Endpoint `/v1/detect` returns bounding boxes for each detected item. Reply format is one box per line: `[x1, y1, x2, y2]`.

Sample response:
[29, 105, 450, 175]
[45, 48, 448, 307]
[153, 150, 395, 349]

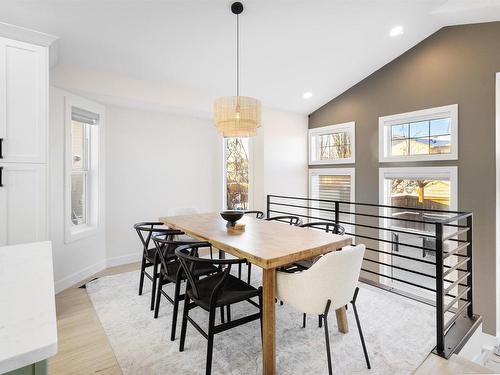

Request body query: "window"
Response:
[309, 122, 355, 165]
[379, 104, 458, 162]
[379, 167, 458, 296]
[65, 95, 104, 243]
[223, 137, 252, 210]
[309, 168, 355, 231]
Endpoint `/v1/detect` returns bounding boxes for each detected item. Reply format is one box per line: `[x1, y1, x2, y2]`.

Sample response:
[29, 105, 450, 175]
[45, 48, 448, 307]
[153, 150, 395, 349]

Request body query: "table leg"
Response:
[262, 268, 276, 375]
[335, 307, 349, 333]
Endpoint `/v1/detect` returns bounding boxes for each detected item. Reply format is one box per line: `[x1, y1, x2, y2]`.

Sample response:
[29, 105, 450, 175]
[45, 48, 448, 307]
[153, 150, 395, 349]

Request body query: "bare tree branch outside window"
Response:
[225, 137, 249, 210]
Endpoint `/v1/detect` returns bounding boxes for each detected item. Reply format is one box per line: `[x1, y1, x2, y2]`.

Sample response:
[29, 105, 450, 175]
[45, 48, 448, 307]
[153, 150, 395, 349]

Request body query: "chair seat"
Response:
[187, 273, 259, 309]
[162, 260, 218, 282]
[144, 247, 177, 263]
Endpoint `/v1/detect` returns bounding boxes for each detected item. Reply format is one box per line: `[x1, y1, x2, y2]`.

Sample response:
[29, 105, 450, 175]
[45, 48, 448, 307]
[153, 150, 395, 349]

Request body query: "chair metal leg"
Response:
[206, 308, 216, 375]
[323, 300, 333, 375]
[154, 274, 163, 319]
[170, 280, 182, 341]
[138, 256, 146, 295]
[323, 314, 333, 375]
[227, 305, 231, 322]
[302, 313, 306, 328]
[179, 294, 190, 352]
[220, 306, 225, 323]
[150, 255, 159, 311]
[352, 299, 371, 369]
[258, 289, 263, 344]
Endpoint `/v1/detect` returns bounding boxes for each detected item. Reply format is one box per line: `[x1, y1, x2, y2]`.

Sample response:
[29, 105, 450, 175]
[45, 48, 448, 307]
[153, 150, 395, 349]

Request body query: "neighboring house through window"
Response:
[379, 104, 458, 162]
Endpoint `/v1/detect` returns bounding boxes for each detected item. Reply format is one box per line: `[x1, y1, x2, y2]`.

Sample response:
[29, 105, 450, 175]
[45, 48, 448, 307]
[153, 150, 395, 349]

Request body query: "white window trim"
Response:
[309, 122, 356, 165]
[64, 93, 105, 243]
[222, 137, 254, 210]
[378, 166, 458, 297]
[378, 104, 458, 163]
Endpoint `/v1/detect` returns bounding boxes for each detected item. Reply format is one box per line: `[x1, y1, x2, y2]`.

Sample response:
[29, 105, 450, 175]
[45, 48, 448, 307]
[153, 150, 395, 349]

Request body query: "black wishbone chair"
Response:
[237, 210, 265, 284]
[152, 236, 218, 341]
[290, 222, 346, 272]
[176, 243, 263, 375]
[134, 222, 183, 310]
[244, 210, 265, 219]
[265, 215, 303, 226]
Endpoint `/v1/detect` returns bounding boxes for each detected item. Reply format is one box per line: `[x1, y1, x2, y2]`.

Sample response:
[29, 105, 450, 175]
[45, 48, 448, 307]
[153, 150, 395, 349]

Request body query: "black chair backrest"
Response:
[152, 235, 207, 278]
[133, 222, 181, 252]
[175, 244, 247, 302]
[266, 215, 302, 226]
[300, 221, 345, 235]
[244, 210, 264, 219]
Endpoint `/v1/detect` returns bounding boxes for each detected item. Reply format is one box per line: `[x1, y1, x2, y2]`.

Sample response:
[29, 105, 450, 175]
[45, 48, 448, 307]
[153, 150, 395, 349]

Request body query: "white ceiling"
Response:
[0, 0, 499, 115]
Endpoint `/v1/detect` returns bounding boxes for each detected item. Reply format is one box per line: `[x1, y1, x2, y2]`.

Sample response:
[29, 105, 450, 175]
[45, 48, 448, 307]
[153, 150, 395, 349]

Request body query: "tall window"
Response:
[379, 104, 458, 162]
[309, 122, 355, 165]
[224, 137, 250, 210]
[71, 118, 91, 226]
[379, 167, 458, 295]
[309, 168, 355, 231]
[65, 96, 104, 243]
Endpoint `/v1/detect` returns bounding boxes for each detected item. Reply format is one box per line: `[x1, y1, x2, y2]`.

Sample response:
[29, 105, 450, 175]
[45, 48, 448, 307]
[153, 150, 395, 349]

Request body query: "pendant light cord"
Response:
[236, 13, 240, 97]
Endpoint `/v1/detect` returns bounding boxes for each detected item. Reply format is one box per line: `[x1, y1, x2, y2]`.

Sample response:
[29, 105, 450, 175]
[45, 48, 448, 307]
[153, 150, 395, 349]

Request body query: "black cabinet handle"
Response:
[0, 138, 3, 159]
[0, 167, 3, 187]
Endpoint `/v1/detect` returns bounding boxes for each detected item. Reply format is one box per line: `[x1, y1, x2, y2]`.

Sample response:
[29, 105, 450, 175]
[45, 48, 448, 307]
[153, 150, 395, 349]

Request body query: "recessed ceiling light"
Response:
[390, 25, 404, 37]
[303, 92, 313, 99]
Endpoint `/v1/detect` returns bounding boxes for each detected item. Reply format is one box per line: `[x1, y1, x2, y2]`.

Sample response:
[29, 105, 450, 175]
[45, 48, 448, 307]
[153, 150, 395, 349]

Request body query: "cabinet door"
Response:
[0, 163, 47, 246]
[0, 37, 48, 163]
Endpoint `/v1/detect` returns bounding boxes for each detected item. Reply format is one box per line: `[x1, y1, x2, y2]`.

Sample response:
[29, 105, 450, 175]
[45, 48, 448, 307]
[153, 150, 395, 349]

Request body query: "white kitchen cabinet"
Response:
[0, 163, 47, 246]
[0, 37, 48, 164]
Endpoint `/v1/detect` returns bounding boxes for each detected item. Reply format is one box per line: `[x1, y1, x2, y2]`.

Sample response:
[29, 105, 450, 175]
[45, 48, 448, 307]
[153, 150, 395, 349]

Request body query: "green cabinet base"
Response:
[3, 360, 47, 375]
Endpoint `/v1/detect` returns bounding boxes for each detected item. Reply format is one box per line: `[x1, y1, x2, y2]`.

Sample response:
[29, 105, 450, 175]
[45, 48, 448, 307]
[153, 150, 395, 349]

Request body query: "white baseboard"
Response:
[54, 259, 107, 294]
[106, 252, 142, 268]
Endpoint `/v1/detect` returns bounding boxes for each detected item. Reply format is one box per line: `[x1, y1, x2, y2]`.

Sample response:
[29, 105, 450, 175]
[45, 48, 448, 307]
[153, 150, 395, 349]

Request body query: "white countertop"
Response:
[0, 241, 57, 374]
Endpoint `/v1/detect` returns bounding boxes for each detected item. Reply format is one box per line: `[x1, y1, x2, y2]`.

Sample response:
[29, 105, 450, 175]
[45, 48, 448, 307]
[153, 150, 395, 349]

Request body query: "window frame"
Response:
[378, 104, 458, 163]
[64, 94, 105, 243]
[308, 122, 356, 165]
[222, 137, 254, 211]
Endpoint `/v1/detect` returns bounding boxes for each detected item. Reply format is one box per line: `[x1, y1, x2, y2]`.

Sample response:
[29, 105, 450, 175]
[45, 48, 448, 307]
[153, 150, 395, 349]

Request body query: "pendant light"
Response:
[213, 2, 261, 138]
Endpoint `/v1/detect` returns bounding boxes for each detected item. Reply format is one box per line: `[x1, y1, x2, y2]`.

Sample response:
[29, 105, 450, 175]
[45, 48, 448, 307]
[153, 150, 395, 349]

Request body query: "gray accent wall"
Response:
[309, 22, 500, 334]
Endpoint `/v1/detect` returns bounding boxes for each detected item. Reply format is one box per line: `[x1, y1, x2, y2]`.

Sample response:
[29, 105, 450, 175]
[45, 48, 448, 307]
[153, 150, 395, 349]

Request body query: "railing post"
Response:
[435, 222, 445, 354]
[466, 215, 473, 317]
[334, 201, 339, 225]
[266, 195, 270, 219]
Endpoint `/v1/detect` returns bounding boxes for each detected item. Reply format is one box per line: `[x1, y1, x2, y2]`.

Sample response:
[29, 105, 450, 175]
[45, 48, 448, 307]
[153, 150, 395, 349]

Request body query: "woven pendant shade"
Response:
[213, 96, 261, 137]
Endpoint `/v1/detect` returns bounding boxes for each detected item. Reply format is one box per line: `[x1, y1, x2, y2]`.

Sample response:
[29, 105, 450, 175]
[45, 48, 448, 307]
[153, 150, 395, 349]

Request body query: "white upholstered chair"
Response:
[276, 244, 370, 373]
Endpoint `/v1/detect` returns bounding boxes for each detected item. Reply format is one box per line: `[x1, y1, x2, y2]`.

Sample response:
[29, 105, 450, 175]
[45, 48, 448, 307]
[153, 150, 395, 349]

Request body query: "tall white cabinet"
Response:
[0, 36, 50, 246]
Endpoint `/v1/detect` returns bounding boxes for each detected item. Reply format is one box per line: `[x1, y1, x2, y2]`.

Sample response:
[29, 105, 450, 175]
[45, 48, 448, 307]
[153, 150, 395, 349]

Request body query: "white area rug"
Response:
[86, 269, 435, 375]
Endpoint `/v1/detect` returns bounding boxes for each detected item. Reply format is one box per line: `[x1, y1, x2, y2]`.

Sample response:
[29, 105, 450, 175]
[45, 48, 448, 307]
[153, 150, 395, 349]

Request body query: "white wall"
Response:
[105, 106, 221, 264]
[49, 87, 107, 292]
[253, 108, 308, 211]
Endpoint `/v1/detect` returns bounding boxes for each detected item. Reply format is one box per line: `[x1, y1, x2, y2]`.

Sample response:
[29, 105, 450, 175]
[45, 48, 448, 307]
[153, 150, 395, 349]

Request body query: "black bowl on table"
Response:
[220, 210, 244, 228]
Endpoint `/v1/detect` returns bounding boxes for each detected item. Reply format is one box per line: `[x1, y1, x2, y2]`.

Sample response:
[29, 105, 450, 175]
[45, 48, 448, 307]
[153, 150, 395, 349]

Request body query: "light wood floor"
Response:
[49, 262, 140, 375]
[49, 262, 492, 375]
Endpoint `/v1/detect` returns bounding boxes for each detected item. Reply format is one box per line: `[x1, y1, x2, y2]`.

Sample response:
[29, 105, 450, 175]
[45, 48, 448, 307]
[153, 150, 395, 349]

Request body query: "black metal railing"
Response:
[266, 194, 481, 358]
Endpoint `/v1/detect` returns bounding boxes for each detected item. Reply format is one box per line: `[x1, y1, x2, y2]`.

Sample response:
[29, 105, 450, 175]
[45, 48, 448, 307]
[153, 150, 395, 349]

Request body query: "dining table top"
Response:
[159, 212, 352, 269]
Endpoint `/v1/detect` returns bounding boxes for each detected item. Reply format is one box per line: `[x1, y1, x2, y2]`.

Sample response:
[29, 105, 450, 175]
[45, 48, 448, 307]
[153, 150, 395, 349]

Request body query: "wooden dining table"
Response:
[160, 213, 353, 375]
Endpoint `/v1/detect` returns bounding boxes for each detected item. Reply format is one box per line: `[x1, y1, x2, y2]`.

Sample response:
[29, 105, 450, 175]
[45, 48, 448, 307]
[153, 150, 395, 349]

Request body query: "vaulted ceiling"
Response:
[1, 0, 499, 115]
